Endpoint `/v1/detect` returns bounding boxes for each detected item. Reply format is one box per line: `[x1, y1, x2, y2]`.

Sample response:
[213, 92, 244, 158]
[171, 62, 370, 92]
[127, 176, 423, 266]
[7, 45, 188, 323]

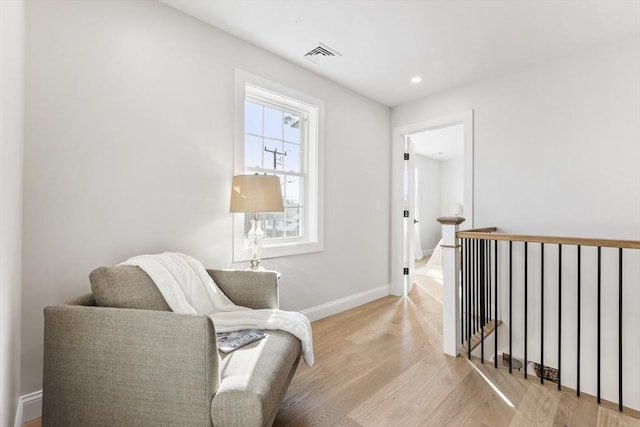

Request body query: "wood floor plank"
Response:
[330, 416, 364, 427]
[508, 381, 560, 426]
[281, 314, 440, 425]
[428, 359, 519, 427]
[278, 286, 445, 426]
[552, 391, 600, 426]
[414, 274, 444, 304]
[277, 277, 640, 426]
[347, 354, 472, 426]
[597, 407, 640, 427]
[471, 358, 529, 408]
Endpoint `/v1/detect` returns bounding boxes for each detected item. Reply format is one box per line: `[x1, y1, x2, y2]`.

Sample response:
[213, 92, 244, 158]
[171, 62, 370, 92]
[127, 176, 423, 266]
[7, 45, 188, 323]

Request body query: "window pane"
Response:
[263, 107, 283, 139]
[241, 201, 301, 239]
[283, 142, 300, 172]
[284, 175, 300, 206]
[262, 214, 274, 238]
[242, 213, 252, 235]
[283, 113, 300, 143]
[276, 173, 286, 197]
[263, 213, 285, 239]
[264, 139, 284, 170]
[245, 135, 263, 168]
[245, 101, 262, 135]
[285, 207, 300, 238]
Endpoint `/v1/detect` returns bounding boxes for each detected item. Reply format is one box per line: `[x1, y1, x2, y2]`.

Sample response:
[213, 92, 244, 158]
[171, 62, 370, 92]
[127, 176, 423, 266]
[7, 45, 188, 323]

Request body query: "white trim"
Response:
[391, 110, 474, 296]
[14, 390, 42, 427]
[300, 285, 390, 322]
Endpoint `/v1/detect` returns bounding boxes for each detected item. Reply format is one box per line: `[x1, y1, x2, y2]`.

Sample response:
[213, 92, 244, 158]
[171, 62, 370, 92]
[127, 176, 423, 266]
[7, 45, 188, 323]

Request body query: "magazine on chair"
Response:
[216, 329, 267, 353]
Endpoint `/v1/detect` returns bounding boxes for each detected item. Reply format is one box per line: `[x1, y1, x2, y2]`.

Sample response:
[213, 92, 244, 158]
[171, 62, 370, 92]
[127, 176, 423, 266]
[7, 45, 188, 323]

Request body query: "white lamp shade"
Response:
[229, 174, 284, 213]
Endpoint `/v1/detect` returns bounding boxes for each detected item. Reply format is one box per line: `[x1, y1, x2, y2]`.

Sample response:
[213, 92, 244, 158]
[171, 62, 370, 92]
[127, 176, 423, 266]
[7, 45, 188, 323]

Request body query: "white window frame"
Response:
[233, 69, 324, 262]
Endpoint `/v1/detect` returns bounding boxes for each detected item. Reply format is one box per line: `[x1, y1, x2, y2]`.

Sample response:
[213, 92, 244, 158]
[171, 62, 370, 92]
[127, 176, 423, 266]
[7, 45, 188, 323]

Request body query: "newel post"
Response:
[437, 216, 465, 356]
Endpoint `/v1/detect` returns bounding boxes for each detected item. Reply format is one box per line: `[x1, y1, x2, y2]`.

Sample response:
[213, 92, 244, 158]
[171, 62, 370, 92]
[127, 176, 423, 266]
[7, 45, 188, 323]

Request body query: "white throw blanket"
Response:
[119, 252, 314, 366]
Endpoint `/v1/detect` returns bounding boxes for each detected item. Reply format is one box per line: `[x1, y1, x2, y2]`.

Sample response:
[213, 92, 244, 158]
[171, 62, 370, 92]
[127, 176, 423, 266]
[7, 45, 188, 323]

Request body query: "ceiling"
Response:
[411, 124, 463, 161]
[160, 0, 640, 107]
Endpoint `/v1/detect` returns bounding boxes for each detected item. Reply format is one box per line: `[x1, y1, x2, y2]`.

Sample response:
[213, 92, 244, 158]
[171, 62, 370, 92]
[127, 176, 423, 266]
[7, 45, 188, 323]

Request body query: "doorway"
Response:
[412, 124, 464, 258]
[390, 111, 474, 296]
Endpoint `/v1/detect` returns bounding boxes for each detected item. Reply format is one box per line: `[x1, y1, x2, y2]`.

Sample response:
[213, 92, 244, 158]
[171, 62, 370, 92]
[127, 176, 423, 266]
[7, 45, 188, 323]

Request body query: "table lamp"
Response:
[230, 174, 284, 269]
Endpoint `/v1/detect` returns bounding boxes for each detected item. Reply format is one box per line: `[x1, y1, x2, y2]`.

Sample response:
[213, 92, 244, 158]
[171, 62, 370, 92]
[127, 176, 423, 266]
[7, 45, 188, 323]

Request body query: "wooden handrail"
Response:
[462, 227, 498, 233]
[457, 229, 640, 250]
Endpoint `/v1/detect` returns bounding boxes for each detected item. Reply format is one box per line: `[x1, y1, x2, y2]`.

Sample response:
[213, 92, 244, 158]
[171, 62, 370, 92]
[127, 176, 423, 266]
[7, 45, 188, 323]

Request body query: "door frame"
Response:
[390, 110, 474, 296]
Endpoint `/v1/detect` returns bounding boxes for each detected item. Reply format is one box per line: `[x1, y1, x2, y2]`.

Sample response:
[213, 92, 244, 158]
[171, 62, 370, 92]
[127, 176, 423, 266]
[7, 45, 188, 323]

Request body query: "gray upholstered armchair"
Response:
[42, 268, 301, 427]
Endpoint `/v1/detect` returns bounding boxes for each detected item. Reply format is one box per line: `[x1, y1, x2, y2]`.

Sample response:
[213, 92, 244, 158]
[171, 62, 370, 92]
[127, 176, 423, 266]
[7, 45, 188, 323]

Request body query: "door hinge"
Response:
[404, 153, 410, 160]
[403, 268, 409, 275]
[403, 210, 410, 218]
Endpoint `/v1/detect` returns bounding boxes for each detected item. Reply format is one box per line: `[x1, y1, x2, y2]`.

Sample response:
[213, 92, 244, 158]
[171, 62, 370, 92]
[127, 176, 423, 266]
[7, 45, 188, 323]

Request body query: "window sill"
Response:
[232, 240, 323, 263]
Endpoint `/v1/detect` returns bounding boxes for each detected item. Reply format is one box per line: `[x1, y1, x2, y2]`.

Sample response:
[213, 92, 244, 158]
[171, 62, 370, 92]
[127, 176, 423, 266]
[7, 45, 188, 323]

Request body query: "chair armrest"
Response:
[43, 304, 218, 427]
[207, 269, 279, 309]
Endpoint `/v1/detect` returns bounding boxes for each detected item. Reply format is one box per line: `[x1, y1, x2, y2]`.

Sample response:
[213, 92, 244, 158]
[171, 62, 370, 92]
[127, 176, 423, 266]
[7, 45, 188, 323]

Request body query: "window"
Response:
[233, 71, 324, 262]
[244, 95, 303, 240]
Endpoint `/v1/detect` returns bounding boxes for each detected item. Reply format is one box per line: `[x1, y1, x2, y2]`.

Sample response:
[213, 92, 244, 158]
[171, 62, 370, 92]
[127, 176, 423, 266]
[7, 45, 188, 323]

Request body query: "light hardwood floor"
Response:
[25, 261, 640, 426]
[273, 267, 640, 426]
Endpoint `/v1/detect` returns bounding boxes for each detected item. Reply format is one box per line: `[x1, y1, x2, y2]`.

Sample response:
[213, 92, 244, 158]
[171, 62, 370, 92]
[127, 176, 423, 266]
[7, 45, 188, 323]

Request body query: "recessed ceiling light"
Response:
[411, 76, 423, 84]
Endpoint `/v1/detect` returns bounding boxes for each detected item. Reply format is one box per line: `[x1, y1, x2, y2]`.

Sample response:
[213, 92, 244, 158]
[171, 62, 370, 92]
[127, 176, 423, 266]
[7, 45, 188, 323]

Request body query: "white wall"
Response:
[393, 34, 640, 240]
[23, 0, 390, 395]
[440, 157, 463, 217]
[393, 35, 640, 408]
[415, 155, 441, 252]
[0, 0, 24, 424]
[414, 153, 463, 253]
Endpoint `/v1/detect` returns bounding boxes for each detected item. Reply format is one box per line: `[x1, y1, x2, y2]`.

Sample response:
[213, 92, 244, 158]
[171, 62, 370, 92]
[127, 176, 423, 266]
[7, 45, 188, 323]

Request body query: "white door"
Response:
[390, 110, 473, 297]
[413, 168, 424, 260]
[402, 137, 417, 295]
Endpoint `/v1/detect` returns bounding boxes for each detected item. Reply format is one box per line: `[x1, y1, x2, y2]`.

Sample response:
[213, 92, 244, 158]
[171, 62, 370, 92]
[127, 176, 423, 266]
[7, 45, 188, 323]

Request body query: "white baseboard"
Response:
[301, 284, 390, 322]
[15, 390, 42, 427]
[423, 248, 435, 257]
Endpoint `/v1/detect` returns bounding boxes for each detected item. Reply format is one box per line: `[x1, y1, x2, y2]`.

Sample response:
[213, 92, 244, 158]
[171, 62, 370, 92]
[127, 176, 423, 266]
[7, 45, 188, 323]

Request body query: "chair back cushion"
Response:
[90, 266, 171, 311]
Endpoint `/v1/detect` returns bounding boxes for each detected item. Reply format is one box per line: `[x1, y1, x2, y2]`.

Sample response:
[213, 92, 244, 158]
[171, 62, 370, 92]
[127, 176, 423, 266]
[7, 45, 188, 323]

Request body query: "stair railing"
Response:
[438, 217, 640, 412]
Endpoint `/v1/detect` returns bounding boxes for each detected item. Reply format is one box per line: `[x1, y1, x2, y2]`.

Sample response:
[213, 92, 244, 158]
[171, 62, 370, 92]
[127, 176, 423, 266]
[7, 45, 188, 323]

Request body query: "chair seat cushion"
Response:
[212, 330, 301, 427]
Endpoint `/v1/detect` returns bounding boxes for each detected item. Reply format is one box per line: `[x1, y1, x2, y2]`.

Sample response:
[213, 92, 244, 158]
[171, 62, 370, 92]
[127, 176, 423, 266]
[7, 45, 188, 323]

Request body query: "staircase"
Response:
[438, 217, 640, 413]
[459, 318, 502, 357]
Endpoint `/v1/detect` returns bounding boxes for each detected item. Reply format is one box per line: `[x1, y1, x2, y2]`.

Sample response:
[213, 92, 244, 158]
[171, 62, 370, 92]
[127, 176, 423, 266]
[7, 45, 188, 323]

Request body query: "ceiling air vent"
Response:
[304, 42, 342, 65]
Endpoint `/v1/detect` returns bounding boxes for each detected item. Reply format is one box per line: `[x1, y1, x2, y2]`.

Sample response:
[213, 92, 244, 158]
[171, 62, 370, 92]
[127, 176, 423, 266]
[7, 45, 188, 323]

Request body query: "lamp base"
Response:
[249, 258, 262, 270]
[247, 213, 265, 270]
